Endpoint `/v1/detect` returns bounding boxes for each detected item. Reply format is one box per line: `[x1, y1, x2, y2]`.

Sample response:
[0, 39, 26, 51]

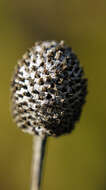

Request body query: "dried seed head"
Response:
[10, 41, 87, 137]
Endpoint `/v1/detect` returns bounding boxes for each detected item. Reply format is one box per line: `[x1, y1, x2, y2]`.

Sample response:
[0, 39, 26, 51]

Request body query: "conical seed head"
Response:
[10, 41, 87, 137]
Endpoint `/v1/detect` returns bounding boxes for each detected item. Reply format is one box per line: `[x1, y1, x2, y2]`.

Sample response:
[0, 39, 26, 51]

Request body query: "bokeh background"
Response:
[0, 0, 105, 190]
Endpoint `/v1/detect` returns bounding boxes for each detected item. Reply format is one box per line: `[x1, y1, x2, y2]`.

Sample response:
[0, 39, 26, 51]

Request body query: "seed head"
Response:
[10, 41, 87, 137]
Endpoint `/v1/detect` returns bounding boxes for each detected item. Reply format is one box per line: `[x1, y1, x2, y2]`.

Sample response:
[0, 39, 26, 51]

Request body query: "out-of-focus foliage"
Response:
[0, 0, 105, 190]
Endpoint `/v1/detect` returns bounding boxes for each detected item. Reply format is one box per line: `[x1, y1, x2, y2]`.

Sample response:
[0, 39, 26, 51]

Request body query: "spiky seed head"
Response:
[10, 41, 87, 137]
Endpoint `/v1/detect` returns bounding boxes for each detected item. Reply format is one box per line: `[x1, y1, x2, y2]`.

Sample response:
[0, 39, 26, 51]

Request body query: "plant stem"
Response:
[31, 135, 47, 190]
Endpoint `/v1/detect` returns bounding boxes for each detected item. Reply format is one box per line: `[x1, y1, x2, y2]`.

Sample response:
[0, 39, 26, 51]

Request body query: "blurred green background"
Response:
[0, 0, 105, 190]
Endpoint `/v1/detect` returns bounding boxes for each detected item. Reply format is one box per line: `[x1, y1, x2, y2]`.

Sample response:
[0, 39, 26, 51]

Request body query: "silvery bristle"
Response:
[10, 41, 87, 137]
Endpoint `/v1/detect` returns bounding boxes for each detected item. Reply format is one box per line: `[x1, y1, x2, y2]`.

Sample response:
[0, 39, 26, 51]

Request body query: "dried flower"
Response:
[10, 41, 87, 137]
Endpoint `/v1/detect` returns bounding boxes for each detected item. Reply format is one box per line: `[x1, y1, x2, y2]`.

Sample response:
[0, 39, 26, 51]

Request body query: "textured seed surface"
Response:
[10, 41, 87, 137]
